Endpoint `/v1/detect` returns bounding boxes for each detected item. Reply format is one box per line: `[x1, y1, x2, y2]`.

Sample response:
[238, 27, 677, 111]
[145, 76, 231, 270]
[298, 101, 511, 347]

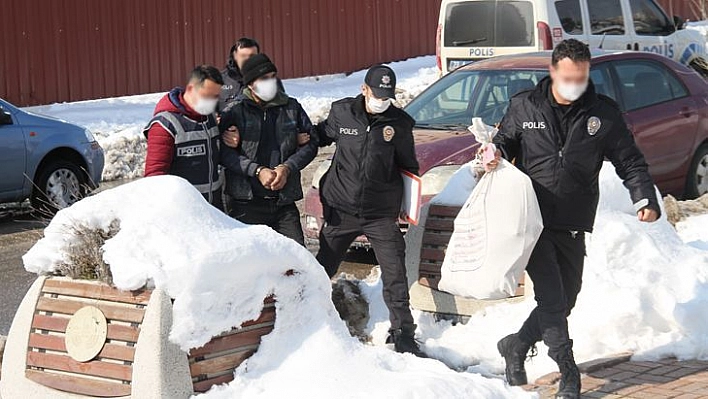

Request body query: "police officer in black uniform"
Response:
[490, 39, 661, 398]
[316, 65, 425, 357]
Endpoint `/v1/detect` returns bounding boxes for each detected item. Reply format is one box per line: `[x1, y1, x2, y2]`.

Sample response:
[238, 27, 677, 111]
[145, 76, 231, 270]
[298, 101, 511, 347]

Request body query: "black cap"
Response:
[365, 65, 396, 99]
[242, 54, 277, 85]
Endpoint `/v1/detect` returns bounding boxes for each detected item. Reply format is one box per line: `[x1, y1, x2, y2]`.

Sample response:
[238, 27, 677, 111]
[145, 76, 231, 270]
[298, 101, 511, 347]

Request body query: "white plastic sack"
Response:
[438, 119, 543, 299]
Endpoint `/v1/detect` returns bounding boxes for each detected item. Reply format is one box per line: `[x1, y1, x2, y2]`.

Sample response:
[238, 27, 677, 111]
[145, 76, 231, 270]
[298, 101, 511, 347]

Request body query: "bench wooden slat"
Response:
[193, 373, 235, 393]
[42, 279, 150, 305]
[28, 333, 136, 362]
[36, 297, 146, 324]
[189, 325, 274, 358]
[27, 352, 133, 381]
[428, 205, 462, 218]
[32, 315, 140, 343]
[420, 248, 446, 262]
[419, 262, 442, 274]
[422, 231, 453, 247]
[25, 369, 130, 397]
[240, 306, 276, 328]
[423, 219, 455, 232]
[189, 349, 255, 376]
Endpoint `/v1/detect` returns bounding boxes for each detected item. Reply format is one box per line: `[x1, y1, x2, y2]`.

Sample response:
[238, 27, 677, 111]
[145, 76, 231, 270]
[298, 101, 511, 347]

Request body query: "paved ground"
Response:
[526, 354, 708, 398]
[0, 208, 44, 335]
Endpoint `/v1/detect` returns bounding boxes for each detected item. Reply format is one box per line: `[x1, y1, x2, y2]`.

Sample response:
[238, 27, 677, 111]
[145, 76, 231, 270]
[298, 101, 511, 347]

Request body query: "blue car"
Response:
[0, 98, 104, 214]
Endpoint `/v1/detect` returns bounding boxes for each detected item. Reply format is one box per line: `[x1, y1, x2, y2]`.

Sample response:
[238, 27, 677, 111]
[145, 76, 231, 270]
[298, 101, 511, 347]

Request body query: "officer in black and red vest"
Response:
[143, 65, 239, 209]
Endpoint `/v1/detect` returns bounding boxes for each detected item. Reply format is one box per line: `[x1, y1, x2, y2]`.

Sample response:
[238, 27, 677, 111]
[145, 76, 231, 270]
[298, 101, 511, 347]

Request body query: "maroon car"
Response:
[304, 50, 708, 247]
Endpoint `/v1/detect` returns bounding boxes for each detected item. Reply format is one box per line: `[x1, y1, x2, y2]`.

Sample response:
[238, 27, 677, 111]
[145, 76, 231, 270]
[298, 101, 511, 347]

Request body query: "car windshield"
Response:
[405, 69, 548, 129]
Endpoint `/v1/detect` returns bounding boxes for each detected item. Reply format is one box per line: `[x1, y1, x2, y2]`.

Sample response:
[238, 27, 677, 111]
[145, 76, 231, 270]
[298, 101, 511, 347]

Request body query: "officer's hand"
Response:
[271, 164, 291, 191]
[297, 133, 310, 146]
[637, 207, 659, 223]
[477, 147, 502, 172]
[223, 126, 240, 148]
[258, 168, 276, 189]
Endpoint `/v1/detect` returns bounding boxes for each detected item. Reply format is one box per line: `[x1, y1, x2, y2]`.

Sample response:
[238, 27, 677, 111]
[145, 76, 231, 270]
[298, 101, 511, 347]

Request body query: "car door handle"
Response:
[679, 107, 693, 118]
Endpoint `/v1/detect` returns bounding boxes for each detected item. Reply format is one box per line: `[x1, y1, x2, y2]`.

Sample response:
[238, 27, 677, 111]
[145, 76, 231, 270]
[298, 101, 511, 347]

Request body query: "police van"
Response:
[437, 0, 707, 75]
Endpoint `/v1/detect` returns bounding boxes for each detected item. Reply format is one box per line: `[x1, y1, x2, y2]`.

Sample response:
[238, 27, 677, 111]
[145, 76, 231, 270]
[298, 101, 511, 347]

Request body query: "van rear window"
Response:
[444, 1, 535, 47]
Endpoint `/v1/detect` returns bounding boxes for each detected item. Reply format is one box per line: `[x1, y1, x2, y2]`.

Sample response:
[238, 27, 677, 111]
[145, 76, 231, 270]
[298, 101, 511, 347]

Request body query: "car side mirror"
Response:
[0, 111, 12, 125]
[673, 15, 685, 30]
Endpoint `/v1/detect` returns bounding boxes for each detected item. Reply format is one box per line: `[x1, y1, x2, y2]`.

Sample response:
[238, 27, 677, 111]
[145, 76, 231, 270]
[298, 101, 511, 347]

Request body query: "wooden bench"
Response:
[25, 278, 151, 397]
[418, 204, 526, 297]
[188, 296, 276, 394]
[22, 277, 278, 397]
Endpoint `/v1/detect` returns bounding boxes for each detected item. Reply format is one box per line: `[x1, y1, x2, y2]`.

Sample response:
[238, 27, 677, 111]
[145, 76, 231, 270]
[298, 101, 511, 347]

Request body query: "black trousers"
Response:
[518, 229, 585, 361]
[229, 198, 305, 246]
[316, 206, 414, 330]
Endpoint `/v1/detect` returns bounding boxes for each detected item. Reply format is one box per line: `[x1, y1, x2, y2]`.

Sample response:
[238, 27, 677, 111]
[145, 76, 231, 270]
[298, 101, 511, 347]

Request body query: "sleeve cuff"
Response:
[633, 198, 650, 213]
[247, 163, 260, 177]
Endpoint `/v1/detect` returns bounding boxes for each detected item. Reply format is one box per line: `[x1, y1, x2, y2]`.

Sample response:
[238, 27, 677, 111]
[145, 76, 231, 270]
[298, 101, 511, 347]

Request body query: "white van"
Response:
[436, 0, 707, 74]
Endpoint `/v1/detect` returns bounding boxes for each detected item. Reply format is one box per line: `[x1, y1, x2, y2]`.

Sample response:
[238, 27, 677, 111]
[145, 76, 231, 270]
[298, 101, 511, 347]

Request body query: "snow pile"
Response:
[97, 127, 146, 180]
[24, 56, 438, 182]
[22, 175, 532, 398]
[676, 214, 708, 251]
[370, 162, 708, 380]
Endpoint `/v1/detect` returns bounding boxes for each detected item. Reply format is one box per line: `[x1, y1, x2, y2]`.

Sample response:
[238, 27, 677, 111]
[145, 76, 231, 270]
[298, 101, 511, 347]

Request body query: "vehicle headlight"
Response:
[84, 128, 97, 143]
[421, 165, 462, 196]
[312, 159, 332, 189]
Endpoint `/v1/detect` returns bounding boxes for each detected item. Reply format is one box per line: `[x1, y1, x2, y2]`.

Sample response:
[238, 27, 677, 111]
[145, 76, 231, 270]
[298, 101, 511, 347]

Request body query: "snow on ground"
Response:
[23, 56, 438, 182]
[22, 175, 532, 399]
[362, 162, 708, 382]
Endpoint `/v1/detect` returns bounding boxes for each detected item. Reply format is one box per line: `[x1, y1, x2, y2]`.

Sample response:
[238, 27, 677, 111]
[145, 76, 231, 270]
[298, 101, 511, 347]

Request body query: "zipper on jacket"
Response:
[359, 124, 372, 215]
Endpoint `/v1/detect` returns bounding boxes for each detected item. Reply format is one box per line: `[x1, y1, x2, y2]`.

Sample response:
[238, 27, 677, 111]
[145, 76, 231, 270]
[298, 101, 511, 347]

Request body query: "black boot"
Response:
[554, 342, 581, 399]
[497, 333, 533, 386]
[386, 324, 427, 358]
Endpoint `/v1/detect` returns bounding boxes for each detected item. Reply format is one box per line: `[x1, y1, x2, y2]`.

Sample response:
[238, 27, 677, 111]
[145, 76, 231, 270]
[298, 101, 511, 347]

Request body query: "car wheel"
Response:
[31, 159, 88, 216]
[686, 144, 708, 199]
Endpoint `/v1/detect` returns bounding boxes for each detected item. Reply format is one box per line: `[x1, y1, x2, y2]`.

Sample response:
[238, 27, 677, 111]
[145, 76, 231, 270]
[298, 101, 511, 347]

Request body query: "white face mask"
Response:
[367, 96, 391, 114]
[556, 80, 588, 102]
[253, 78, 279, 102]
[193, 96, 218, 116]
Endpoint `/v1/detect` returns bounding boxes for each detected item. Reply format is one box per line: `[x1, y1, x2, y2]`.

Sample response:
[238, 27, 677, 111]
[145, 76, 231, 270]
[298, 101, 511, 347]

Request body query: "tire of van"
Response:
[31, 159, 88, 217]
[685, 143, 708, 199]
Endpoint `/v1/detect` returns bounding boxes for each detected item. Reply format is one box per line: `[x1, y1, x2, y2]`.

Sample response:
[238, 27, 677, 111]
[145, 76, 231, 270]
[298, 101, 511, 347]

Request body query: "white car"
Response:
[436, 0, 707, 74]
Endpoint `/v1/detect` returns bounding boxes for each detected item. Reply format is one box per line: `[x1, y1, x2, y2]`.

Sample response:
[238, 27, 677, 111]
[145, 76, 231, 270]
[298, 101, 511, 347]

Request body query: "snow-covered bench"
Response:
[1, 276, 277, 398]
[188, 297, 275, 393]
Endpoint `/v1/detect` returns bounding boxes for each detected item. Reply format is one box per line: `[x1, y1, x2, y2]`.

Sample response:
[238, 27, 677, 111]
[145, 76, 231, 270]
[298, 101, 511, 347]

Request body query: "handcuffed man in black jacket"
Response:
[315, 65, 425, 357]
[219, 54, 318, 246]
[490, 39, 661, 398]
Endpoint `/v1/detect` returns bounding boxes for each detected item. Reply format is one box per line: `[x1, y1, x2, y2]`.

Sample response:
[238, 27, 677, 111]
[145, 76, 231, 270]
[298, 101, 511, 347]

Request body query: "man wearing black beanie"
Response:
[219, 54, 318, 245]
